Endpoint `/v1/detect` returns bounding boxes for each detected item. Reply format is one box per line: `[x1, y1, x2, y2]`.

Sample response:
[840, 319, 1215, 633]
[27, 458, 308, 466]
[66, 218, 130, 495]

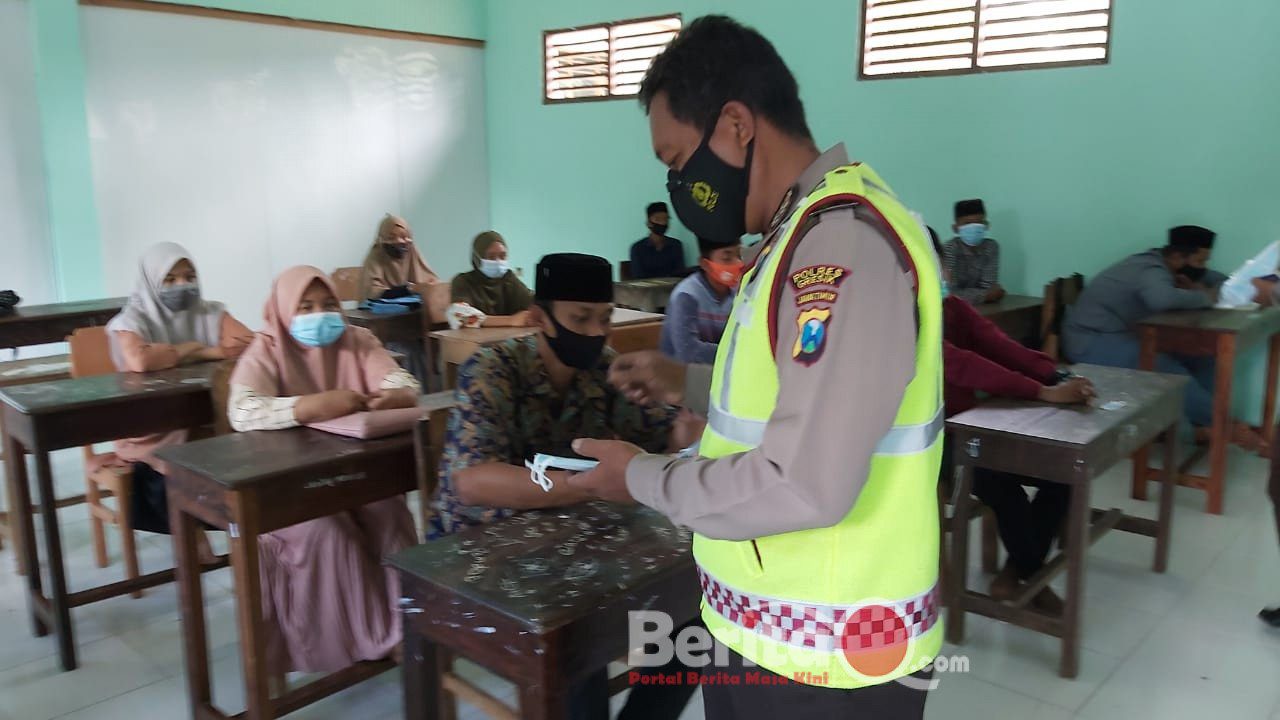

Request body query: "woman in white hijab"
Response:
[106, 242, 254, 558]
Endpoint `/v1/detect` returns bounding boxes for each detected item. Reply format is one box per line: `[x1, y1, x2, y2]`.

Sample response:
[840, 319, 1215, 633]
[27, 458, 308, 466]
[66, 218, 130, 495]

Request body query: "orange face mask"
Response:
[701, 258, 745, 290]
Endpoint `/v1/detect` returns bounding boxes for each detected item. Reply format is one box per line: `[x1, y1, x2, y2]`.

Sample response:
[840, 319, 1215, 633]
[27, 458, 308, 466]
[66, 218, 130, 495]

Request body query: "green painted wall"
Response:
[30, 0, 104, 300]
[158, 0, 486, 40]
[484, 0, 1280, 420]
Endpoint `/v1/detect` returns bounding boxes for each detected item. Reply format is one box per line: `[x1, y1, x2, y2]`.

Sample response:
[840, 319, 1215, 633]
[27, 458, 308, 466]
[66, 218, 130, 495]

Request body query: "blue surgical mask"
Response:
[290, 312, 346, 347]
[957, 223, 987, 247]
[479, 258, 510, 280]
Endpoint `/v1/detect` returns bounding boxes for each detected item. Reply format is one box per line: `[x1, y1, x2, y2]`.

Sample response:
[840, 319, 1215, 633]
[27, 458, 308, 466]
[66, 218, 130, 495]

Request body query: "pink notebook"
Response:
[306, 407, 424, 439]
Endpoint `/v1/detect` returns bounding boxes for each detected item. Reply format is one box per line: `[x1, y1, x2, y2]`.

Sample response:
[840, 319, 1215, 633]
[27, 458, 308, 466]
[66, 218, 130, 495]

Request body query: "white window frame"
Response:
[858, 0, 1114, 80]
[543, 14, 682, 104]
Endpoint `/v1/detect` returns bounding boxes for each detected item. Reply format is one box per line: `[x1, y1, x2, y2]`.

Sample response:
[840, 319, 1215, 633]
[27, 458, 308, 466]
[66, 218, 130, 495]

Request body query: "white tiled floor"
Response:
[2, 445, 1279, 719]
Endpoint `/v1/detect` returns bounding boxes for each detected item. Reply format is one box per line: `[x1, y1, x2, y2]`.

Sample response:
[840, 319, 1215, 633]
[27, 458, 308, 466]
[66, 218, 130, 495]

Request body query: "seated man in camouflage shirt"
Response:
[429, 253, 700, 539]
[428, 253, 699, 720]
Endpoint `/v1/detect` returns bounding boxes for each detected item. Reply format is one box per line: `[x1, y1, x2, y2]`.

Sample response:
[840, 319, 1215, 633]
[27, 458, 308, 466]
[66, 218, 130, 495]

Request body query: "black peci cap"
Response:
[535, 253, 614, 303]
[954, 199, 986, 219]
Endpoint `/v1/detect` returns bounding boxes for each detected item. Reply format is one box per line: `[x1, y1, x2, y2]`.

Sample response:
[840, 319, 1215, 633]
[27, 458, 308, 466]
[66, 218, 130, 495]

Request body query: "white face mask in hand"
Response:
[524, 453, 598, 492]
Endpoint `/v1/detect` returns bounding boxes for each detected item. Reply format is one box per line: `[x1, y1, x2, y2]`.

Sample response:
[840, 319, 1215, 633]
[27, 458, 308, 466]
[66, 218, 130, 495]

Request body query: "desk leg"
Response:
[35, 451, 76, 671]
[1206, 335, 1236, 515]
[8, 434, 44, 635]
[2, 413, 27, 576]
[1263, 334, 1280, 447]
[519, 670, 569, 720]
[229, 502, 272, 720]
[946, 464, 974, 645]
[1154, 427, 1179, 573]
[402, 631, 455, 720]
[1060, 476, 1088, 679]
[171, 503, 212, 714]
[1131, 327, 1160, 501]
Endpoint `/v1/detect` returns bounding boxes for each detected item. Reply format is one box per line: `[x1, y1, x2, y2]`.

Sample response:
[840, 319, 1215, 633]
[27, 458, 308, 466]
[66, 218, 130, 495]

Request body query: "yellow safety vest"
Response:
[696, 163, 944, 689]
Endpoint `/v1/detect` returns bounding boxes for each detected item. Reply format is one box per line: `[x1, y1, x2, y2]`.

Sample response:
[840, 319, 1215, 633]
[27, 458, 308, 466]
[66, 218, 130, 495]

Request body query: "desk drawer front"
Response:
[40, 392, 213, 450]
[252, 446, 417, 533]
[951, 431, 1085, 483]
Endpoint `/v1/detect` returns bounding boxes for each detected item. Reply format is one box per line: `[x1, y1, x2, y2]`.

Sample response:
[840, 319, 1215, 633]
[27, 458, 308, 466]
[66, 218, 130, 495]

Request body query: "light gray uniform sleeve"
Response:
[1137, 264, 1212, 312]
[626, 214, 917, 540]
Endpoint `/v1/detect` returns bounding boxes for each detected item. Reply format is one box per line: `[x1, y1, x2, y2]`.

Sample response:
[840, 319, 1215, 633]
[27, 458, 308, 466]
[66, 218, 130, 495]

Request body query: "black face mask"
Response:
[1179, 265, 1207, 282]
[383, 243, 408, 260]
[666, 120, 754, 245]
[544, 312, 607, 370]
[649, 222, 669, 236]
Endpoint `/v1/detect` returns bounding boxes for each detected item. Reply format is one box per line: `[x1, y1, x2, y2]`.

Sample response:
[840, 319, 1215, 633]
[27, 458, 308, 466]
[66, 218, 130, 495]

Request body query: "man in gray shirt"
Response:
[1063, 228, 1264, 451]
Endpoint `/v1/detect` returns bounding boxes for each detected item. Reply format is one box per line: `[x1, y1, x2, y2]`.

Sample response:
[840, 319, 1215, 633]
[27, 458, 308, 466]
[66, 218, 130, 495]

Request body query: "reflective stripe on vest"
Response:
[707, 403, 944, 456]
[699, 566, 939, 654]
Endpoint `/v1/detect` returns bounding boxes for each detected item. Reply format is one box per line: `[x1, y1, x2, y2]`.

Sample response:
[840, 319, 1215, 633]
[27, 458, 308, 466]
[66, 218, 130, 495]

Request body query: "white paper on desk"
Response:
[1216, 240, 1279, 308]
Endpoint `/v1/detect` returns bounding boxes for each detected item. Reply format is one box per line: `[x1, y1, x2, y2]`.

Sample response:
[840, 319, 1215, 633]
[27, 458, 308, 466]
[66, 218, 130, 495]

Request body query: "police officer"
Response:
[571, 15, 943, 720]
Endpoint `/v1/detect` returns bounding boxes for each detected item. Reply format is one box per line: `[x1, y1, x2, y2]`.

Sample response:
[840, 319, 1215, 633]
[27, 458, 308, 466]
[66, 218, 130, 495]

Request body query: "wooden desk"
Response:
[392, 503, 698, 720]
[945, 365, 1185, 678]
[159, 427, 420, 720]
[614, 278, 680, 312]
[429, 308, 665, 387]
[0, 297, 126, 350]
[1132, 306, 1280, 514]
[975, 294, 1043, 346]
[0, 363, 224, 671]
[344, 306, 426, 347]
[0, 356, 72, 562]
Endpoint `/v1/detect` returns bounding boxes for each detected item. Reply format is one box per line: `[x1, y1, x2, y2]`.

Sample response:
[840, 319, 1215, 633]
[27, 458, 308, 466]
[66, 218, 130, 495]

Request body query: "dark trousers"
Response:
[943, 441, 1069, 580]
[130, 461, 172, 535]
[972, 470, 1069, 580]
[568, 620, 701, 720]
[701, 643, 932, 720]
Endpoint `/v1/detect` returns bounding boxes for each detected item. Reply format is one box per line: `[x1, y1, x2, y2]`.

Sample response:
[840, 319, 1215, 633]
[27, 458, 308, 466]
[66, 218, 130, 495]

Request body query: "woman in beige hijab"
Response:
[358, 214, 439, 387]
[358, 214, 438, 300]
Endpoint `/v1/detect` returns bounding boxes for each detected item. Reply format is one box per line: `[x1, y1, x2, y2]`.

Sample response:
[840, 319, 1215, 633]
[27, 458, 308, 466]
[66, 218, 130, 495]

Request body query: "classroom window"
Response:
[544, 15, 682, 103]
[859, 0, 1112, 79]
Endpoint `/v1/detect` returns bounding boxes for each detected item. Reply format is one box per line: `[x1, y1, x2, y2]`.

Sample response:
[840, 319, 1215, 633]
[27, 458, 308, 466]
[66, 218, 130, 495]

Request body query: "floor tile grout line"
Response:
[45, 674, 177, 720]
[1057, 500, 1255, 717]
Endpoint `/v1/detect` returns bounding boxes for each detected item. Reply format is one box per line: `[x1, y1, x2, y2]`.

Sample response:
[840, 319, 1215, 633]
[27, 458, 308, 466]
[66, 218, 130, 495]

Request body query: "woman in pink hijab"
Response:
[228, 266, 419, 675]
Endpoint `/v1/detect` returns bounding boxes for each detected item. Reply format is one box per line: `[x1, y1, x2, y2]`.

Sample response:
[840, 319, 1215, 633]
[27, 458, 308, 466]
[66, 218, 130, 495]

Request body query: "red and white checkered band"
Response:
[698, 566, 939, 654]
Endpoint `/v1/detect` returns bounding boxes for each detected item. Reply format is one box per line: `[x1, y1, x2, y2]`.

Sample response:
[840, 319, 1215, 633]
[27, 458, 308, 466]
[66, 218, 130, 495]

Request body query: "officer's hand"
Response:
[608, 351, 687, 406]
[566, 438, 643, 504]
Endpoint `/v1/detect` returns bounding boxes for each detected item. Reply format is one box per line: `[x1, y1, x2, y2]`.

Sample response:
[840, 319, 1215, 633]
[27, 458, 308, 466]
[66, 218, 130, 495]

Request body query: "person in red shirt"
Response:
[934, 229, 1095, 614]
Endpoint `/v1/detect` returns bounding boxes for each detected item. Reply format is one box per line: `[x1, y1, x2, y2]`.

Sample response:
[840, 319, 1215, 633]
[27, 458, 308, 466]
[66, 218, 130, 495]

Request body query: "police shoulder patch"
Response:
[790, 265, 851, 292]
[792, 306, 832, 366]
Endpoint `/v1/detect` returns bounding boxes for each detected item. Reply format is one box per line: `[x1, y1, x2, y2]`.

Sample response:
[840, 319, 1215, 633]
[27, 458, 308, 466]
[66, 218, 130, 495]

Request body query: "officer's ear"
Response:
[529, 302, 554, 336]
[718, 100, 756, 151]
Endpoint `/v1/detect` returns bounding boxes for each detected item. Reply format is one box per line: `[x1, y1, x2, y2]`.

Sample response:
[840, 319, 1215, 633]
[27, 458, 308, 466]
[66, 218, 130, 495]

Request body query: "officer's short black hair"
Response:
[646, 202, 668, 218]
[639, 15, 812, 141]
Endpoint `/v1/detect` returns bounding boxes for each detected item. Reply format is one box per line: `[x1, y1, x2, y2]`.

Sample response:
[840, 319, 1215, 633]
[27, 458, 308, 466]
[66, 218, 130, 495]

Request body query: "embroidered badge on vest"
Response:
[793, 307, 832, 365]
